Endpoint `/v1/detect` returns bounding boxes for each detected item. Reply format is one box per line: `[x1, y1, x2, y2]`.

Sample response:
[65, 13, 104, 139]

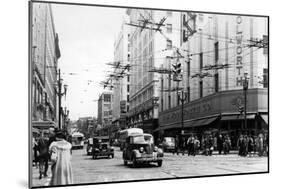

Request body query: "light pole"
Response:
[58, 69, 68, 130]
[177, 90, 187, 148]
[243, 72, 249, 132]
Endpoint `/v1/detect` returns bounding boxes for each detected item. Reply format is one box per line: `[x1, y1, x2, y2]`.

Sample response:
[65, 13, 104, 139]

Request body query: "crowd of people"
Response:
[171, 133, 268, 157]
[32, 128, 73, 186]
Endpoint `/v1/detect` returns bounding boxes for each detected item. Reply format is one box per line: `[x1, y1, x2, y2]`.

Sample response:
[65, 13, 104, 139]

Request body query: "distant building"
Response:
[97, 92, 114, 135]
[126, 9, 181, 135]
[158, 13, 268, 140]
[77, 117, 94, 138]
[31, 2, 61, 129]
[112, 19, 130, 131]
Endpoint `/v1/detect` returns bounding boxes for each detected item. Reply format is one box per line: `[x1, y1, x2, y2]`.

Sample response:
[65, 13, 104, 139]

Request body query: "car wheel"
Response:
[132, 156, 137, 167]
[157, 160, 162, 167]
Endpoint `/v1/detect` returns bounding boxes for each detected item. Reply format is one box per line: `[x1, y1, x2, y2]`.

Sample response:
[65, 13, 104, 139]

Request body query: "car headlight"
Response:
[139, 147, 144, 153]
[154, 146, 158, 152]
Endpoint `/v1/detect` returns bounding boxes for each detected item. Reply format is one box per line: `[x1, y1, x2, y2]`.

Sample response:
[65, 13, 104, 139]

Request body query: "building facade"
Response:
[97, 92, 114, 135]
[112, 20, 130, 132]
[31, 2, 61, 129]
[158, 13, 268, 142]
[126, 9, 181, 135]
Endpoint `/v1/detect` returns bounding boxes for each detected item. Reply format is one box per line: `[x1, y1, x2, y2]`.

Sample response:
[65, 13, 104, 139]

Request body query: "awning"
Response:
[188, 117, 218, 128]
[32, 121, 57, 129]
[260, 114, 268, 124]
[155, 116, 218, 131]
[221, 114, 256, 121]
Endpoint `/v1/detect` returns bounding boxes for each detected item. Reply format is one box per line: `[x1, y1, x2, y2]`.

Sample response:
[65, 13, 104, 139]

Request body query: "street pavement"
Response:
[32, 146, 268, 187]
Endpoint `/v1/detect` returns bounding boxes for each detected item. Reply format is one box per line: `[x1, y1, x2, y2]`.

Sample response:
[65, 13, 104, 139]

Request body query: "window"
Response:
[167, 24, 172, 33]
[104, 94, 111, 102]
[167, 40, 172, 49]
[127, 85, 130, 92]
[200, 52, 203, 69]
[127, 54, 130, 61]
[214, 73, 219, 92]
[263, 68, 268, 88]
[199, 81, 203, 98]
[215, 42, 219, 62]
[127, 75, 130, 82]
[177, 94, 180, 106]
[127, 95, 130, 102]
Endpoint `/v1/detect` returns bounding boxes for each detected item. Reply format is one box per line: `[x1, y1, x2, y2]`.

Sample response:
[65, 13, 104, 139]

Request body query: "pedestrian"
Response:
[173, 135, 179, 155]
[242, 135, 249, 156]
[217, 134, 223, 155]
[187, 135, 195, 156]
[32, 136, 39, 168]
[37, 131, 50, 179]
[208, 135, 214, 156]
[194, 136, 200, 155]
[247, 135, 254, 157]
[49, 130, 73, 186]
[237, 135, 244, 156]
[223, 135, 231, 154]
[256, 133, 264, 156]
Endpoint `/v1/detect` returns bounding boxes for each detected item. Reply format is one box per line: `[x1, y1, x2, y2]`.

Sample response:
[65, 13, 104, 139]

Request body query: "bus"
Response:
[71, 132, 84, 149]
[118, 128, 143, 150]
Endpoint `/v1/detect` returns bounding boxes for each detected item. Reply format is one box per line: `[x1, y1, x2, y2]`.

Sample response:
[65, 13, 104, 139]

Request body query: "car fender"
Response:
[132, 150, 141, 158]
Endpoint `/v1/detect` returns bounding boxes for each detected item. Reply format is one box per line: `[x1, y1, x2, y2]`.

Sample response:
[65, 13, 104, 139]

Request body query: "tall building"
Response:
[97, 92, 114, 135]
[112, 19, 131, 131]
[31, 2, 61, 129]
[126, 9, 181, 135]
[158, 13, 268, 141]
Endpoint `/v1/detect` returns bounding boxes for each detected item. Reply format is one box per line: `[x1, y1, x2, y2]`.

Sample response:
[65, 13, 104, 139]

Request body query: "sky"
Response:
[52, 4, 127, 121]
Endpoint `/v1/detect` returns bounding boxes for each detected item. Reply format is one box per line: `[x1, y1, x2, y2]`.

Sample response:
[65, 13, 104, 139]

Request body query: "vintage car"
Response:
[122, 133, 163, 167]
[161, 137, 175, 152]
[91, 136, 114, 159]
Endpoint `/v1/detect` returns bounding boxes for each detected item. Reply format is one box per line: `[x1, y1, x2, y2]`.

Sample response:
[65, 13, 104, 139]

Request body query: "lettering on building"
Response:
[236, 16, 243, 86]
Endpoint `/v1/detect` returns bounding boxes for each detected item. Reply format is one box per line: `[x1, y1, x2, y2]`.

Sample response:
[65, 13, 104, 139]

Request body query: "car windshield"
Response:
[132, 136, 146, 143]
[165, 137, 174, 142]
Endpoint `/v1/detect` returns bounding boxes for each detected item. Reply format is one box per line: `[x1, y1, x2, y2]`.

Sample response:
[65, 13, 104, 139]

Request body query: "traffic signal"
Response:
[238, 106, 244, 114]
[172, 62, 182, 81]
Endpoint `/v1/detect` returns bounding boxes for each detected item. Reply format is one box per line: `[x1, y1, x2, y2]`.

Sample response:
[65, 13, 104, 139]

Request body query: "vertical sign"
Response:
[236, 16, 243, 86]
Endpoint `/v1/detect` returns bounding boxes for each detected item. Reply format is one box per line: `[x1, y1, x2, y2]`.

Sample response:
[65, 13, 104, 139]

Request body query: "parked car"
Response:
[92, 136, 114, 159]
[122, 133, 163, 167]
[161, 137, 175, 152]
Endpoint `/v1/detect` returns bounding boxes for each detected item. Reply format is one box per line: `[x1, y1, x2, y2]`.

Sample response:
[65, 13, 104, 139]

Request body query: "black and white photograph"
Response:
[28, 0, 269, 188]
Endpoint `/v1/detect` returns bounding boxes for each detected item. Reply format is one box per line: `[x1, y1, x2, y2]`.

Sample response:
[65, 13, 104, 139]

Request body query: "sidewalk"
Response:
[31, 164, 52, 187]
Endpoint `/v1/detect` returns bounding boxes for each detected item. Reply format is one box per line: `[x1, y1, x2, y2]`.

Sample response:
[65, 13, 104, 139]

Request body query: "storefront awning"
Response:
[188, 116, 218, 128]
[32, 121, 57, 129]
[221, 114, 256, 121]
[155, 116, 219, 131]
[261, 114, 268, 124]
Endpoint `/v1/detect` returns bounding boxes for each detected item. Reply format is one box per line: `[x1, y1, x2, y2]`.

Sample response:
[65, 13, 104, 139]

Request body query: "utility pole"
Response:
[58, 69, 62, 130]
[243, 72, 249, 132]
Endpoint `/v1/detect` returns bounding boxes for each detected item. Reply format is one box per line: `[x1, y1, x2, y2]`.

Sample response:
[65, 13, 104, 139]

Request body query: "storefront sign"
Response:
[236, 16, 244, 87]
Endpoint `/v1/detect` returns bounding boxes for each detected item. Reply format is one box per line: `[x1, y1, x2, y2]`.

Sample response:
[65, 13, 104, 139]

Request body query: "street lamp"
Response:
[58, 69, 68, 130]
[177, 90, 187, 148]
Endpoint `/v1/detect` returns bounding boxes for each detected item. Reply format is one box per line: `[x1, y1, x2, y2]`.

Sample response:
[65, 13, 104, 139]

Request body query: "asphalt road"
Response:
[32, 146, 268, 187]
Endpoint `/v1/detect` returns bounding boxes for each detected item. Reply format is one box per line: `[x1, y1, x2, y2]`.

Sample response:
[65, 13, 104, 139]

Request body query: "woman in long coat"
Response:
[49, 131, 73, 186]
